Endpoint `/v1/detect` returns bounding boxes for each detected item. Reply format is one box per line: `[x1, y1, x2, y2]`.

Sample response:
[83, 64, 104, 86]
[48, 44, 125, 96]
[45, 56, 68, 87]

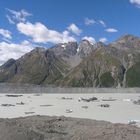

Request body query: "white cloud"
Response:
[85, 18, 96, 26]
[67, 23, 82, 36]
[130, 0, 140, 6]
[17, 22, 76, 44]
[98, 20, 106, 27]
[105, 28, 118, 33]
[6, 9, 32, 24]
[84, 18, 106, 27]
[99, 37, 108, 43]
[0, 41, 33, 65]
[21, 40, 31, 46]
[2, 38, 12, 43]
[6, 15, 15, 24]
[0, 28, 12, 39]
[82, 36, 96, 45]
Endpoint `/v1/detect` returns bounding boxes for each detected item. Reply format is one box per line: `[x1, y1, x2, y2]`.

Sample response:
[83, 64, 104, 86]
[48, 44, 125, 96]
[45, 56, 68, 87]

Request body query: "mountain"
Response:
[1, 34, 140, 87]
[0, 47, 70, 85]
[59, 44, 125, 87]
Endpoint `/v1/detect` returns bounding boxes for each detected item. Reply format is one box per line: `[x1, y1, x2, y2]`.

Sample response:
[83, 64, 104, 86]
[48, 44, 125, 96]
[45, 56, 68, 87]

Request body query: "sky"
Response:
[0, 0, 140, 64]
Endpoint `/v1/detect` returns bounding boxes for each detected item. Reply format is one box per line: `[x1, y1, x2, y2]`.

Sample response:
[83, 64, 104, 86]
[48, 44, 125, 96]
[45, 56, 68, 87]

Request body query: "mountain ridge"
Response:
[0, 34, 140, 87]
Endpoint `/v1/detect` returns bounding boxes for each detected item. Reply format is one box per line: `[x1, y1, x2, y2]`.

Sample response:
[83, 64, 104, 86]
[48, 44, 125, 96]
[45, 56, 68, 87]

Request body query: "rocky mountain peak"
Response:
[51, 42, 78, 56]
[77, 39, 97, 58]
[97, 42, 106, 48]
[110, 34, 140, 49]
[116, 34, 139, 43]
[81, 39, 96, 45]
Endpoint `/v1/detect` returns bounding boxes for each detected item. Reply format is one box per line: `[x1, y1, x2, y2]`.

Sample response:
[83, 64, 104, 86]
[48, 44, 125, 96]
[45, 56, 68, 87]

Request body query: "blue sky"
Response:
[0, 0, 140, 64]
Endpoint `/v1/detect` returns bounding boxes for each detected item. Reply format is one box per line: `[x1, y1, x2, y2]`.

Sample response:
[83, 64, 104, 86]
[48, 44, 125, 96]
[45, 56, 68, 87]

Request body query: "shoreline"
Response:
[1, 83, 140, 93]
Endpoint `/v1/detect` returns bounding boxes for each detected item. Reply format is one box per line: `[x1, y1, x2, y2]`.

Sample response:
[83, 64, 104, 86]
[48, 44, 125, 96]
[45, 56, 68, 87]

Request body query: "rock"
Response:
[99, 104, 110, 108]
[133, 99, 140, 105]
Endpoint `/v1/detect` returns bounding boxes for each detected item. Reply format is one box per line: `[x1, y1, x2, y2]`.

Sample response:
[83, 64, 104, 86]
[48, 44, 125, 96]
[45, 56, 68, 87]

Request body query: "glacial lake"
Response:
[0, 93, 140, 124]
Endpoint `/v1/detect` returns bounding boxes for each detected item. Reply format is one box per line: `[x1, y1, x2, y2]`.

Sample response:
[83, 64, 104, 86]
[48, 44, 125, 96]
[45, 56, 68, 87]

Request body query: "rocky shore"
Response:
[0, 116, 140, 140]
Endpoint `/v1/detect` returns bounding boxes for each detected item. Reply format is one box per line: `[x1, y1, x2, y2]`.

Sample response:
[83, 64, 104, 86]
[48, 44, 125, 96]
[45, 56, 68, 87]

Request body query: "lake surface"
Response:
[0, 93, 140, 124]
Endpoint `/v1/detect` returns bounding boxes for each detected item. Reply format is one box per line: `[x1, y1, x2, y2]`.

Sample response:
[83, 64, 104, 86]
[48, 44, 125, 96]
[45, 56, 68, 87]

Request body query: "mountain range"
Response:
[0, 34, 140, 87]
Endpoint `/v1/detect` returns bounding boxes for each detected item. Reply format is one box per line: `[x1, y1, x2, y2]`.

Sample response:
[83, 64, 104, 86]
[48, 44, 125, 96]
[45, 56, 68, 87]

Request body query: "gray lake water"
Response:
[0, 93, 140, 124]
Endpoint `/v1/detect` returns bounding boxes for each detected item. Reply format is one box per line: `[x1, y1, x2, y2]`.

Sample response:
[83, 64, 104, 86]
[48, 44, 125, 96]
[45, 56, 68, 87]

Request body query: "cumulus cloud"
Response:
[98, 20, 106, 27]
[67, 23, 82, 36]
[99, 37, 107, 43]
[82, 36, 96, 44]
[85, 18, 96, 26]
[17, 22, 76, 44]
[0, 28, 12, 39]
[0, 41, 33, 65]
[105, 28, 118, 33]
[6, 9, 32, 24]
[130, 0, 140, 6]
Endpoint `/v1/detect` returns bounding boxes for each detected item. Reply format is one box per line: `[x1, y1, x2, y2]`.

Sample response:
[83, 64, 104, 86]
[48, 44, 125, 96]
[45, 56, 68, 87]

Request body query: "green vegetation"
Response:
[126, 62, 140, 87]
[100, 72, 115, 87]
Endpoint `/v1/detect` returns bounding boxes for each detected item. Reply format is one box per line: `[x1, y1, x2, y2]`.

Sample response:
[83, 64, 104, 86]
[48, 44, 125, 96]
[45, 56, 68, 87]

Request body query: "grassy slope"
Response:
[126, 62, 140, 87]
[100, 72, 115, 87]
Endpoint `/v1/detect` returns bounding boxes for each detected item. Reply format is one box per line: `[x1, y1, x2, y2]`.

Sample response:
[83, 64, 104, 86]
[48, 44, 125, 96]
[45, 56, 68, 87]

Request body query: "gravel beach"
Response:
[0, 115, 140, 140]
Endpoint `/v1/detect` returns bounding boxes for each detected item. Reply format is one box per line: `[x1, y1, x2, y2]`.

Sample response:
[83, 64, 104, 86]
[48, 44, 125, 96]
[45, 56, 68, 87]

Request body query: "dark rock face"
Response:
[1, 35, 140, 87]
[0, 116, 140, 140]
